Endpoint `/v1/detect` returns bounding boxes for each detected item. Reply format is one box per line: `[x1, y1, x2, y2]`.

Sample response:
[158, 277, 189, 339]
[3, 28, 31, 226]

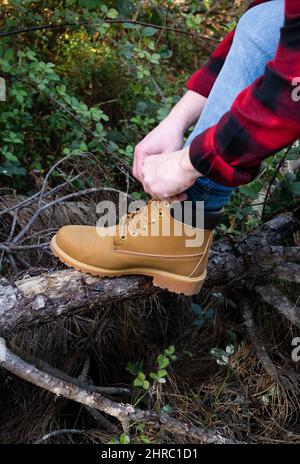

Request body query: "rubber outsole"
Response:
[50, 235, 206, 296]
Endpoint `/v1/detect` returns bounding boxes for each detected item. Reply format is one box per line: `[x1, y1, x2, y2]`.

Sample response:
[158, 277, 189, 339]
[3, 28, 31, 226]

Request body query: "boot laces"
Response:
[119, 200, 168, 238]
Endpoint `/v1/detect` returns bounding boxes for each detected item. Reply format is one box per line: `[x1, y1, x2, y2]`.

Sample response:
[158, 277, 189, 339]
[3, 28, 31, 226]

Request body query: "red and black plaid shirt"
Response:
[186, 0, 300, 187]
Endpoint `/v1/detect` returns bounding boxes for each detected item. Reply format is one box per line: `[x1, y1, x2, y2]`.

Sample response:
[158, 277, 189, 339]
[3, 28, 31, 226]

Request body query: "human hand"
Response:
[133, 119, 184, 183]
[141, 146, 200, 201]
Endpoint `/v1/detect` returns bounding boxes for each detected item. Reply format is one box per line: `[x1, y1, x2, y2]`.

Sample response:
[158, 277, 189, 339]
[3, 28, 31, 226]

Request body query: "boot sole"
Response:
[50, 235, 206, 296]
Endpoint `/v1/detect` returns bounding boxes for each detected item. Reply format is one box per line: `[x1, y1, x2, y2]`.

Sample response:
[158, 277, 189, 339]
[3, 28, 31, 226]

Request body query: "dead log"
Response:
[0, 210, 299, 336]
[0, 271, 154, 336]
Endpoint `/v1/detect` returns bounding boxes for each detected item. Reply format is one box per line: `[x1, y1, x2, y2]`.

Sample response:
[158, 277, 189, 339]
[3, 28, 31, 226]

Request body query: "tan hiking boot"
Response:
[50, 200, 222, 296]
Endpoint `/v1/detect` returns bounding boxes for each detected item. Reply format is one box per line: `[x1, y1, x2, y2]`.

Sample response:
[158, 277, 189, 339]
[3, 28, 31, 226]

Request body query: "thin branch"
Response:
[77, 356, 118, 433]
[11, 186, 132, 244]
[0, 179, 76, 217]
[0, 19, 218, 41]
[256, 285, 300, 330]
[261, 145, 292, 220]
[242, 300, 280, 384]
[33, 429, 86, 444]
[85, 406, 117, 433]
[0, 339, 240, 444]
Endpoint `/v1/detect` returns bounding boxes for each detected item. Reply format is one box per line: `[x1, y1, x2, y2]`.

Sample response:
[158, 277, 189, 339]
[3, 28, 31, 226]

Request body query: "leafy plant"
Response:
[128, 345, 177, 391]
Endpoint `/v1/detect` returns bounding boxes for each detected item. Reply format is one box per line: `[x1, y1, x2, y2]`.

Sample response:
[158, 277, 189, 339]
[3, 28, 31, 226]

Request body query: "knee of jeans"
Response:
[235, 2, 283, 49]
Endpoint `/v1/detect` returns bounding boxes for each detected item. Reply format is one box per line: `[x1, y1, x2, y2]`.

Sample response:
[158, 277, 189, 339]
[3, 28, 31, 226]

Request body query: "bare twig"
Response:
[0, 339, 240, 444]
[256, 285, 300, 330]
[261, 145, 292, 220]
[77, 356, 118, 434]
[242, 300, 280, 384]
[11, 186, 131, 244]
[33, 429, 86, 444]
[0, 19, 218, 41]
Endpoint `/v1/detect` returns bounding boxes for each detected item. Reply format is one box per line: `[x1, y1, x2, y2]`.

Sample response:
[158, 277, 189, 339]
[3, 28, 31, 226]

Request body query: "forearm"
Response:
[188, 1, 300, 187]
[162, 90, 207, 133]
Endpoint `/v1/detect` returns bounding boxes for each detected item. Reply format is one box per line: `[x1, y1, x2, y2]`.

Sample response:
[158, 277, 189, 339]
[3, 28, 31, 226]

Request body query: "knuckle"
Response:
[134, 144, 143, 156]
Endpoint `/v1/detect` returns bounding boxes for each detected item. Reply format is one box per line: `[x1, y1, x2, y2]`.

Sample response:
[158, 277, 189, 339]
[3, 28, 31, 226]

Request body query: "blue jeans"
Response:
[185, 0, 284, 211]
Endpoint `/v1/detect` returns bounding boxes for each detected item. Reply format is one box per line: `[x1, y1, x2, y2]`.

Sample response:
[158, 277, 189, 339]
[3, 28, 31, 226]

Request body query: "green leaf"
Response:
[133, 378, 143, 387]
[157, 369, 168, 378]
[100, 4, 108, 13]
[142, 26, 158, 37]
[26, 50, 37, 61]
[107, 8, 118, 19]
[120, 433, 130, 444]
[239, 185, 259, 200]
[78, 0, 98, 9]
[137, 372, 145, 381]
[140, 435, 151, 444]
[168, 345, 175, 355]
[157, 355, 169, 369]
[1, 150, 18, 162]
[4, 48, 14, 60]
[143, 380, 150, 390]
[191, 303, 202, 316]
[108, 438, 120, 444]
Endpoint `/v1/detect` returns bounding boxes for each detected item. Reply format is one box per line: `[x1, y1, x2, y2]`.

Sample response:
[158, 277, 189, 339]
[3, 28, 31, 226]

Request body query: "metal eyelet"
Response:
[158, 208, 163, 217]
[143, 225, 148, 231]
[151, 219, 156, 224]
[120, 235, 126, 241]
[163, 201, 169, 208]
[130, 230, 137, 236]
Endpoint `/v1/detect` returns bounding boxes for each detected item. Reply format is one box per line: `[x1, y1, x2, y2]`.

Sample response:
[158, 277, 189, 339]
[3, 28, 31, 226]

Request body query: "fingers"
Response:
[133, 144, 148, 183]
[141, 157, 171, 200]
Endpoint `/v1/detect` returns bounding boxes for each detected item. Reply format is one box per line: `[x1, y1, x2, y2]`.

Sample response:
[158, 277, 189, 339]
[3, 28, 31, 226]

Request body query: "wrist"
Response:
[163, 91, 207, 133]
[180, 146, 201, 181]
[161, 113, 187, 134]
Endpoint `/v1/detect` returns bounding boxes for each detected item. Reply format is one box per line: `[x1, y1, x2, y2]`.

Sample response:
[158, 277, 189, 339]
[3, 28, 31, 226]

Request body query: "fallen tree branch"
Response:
[1, 210, 299, 335]
[271, 263, 300, 283]
[242, 301, 280, 384]
[0, 339, 241, 444]
[255, 285, 300, 330]
[242, 298, 299, 393]
[0, 271, 155, 336]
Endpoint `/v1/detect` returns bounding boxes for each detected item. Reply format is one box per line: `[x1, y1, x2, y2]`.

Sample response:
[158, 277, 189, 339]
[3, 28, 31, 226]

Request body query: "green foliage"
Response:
[191, 303, 215, 328]
[128, 345, 176, 391]
[2, 0, 298, 229]
[1, 0, 198, 191]
[109, 432, 130, 444]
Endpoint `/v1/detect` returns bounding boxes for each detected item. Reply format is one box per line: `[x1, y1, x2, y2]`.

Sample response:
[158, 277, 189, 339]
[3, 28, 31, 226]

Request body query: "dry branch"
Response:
[0, 271, 154, 336]
[255, 285, 300, 330]
[0, 339, 240, 444]
[1, 210, 299, 336]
